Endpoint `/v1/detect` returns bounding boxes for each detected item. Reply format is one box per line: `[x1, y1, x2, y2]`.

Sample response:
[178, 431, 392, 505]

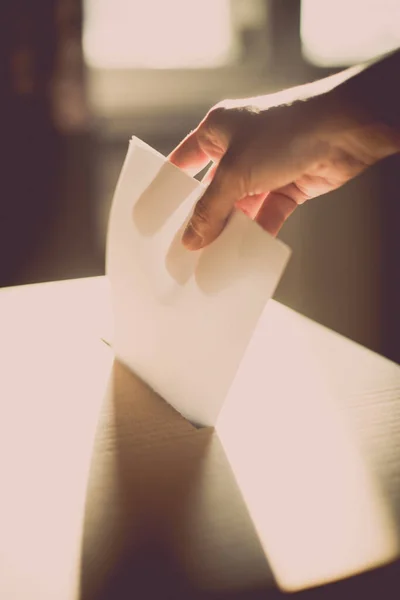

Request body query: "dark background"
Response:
[0, 0, 399, 363]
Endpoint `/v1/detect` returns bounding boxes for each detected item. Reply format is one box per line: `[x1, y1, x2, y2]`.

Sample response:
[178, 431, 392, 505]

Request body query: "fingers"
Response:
[255, 188, 299, 236]
[174, 103, 316, 248]
[168, 129, 210, 175]
[236, 193, 266, 219]
[182, 148, 246, 250]
[181, 152, 304, 249]
[181, 154, 303, 249]
[169, 105, 235, 176]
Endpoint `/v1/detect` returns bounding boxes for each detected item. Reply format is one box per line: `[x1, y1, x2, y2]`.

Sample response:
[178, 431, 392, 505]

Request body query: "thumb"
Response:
[182, 146, 247, 250]
[182, 138, 308, 249]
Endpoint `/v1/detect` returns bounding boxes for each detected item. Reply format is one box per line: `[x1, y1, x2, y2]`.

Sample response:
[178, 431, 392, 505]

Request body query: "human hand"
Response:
[169, 89, 398, 250]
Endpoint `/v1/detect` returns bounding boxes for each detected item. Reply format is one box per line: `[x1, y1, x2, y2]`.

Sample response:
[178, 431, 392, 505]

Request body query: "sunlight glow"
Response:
[84, 0, 236, 69]
[0, 278, 114, 598]
[301, 0, 400, 66]
[217, 301, 398, 591]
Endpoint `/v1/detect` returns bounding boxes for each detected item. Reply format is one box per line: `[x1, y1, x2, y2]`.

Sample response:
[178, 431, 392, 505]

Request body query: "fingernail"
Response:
[182, 221, 203, 250]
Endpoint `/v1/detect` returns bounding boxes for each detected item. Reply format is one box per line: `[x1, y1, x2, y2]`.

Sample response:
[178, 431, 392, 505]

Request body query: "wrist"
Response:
[313, 84, 400, 161]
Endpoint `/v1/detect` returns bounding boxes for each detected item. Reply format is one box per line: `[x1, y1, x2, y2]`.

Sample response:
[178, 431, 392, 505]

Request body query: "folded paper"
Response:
[106, 137, 291, 426]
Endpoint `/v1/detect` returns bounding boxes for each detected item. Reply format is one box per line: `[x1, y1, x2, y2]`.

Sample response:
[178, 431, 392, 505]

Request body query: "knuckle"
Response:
[201, 101, 261, 157]
[197, 105, 231, 157]
[204, 105, 227, 132]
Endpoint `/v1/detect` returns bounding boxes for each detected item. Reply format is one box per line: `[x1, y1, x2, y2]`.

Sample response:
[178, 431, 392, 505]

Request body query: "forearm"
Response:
[240, 49, 400, 150]
[313, 48, 400, 163]
[335, 48, 400, 133]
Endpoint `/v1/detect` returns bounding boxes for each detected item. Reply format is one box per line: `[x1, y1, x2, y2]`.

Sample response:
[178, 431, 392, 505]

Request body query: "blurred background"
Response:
[0, 0, 399, 362]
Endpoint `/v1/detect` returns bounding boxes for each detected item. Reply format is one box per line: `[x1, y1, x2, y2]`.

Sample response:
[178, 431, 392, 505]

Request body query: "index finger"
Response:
[168, 129, 210, 175]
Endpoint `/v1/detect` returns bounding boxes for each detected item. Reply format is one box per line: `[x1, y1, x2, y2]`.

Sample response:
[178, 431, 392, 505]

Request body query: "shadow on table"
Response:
[78, 359, 400, 600]
[78, 360, 275, 599]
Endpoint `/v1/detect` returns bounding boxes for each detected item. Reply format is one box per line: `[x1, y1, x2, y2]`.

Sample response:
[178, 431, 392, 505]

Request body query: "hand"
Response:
[169, 89, 398, 250]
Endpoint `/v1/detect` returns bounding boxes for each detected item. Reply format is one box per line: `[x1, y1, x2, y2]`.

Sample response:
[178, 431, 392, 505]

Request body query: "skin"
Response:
[169, 50, 400, 251]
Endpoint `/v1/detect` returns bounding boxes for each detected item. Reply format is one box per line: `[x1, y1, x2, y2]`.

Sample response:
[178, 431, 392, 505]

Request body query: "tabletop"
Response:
[0, 276, 399, 599]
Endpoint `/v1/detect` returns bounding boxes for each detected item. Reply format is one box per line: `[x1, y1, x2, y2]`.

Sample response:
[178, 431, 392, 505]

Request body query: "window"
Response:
[83, 0, 271, 117]
[84, 0, 267, 70]
[301, 0, 400, 67]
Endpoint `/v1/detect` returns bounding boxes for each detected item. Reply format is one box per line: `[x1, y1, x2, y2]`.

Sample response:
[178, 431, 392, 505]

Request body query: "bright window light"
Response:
[301, 0, 400, 66]
[84, 0, 236, 69]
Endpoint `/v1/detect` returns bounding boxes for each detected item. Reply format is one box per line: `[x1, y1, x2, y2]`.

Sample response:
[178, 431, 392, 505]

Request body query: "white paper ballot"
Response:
[106, 137, 291, 426]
